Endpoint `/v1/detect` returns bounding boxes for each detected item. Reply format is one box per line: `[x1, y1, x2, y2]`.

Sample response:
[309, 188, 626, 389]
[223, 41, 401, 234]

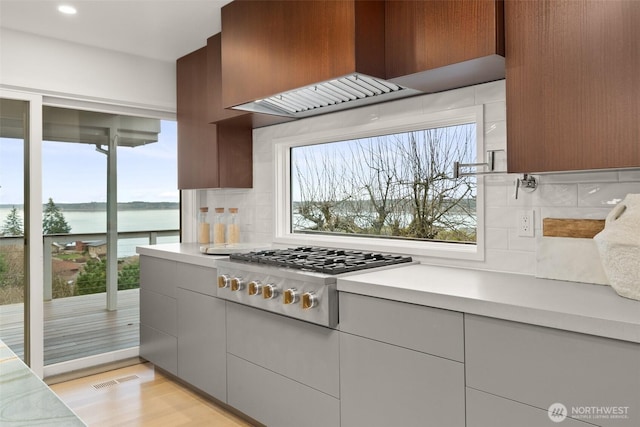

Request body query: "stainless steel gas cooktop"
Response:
[217, 247, 414, 328]
[229, 246, 413, 275]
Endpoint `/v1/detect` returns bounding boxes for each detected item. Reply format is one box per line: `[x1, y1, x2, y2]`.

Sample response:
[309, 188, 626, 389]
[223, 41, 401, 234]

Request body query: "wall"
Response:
[0, 28, 176, 113]
[201, 80, 640, 276]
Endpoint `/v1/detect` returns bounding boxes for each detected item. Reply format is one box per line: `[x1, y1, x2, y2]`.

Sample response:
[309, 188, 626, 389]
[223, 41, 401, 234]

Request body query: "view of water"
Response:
[0, 208, 180, 257]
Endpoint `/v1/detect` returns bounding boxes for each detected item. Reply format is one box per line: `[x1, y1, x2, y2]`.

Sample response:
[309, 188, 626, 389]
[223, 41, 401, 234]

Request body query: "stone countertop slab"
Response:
[337, 263, 640, 343]
[0, 341, 86, 426]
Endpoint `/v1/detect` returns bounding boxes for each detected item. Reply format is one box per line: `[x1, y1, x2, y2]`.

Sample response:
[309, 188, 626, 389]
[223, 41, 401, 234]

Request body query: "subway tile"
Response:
[378, 96, 424, 120]
[474, 80, 505, 105]
[483, 248, 536, 275]
[485, 206, 517, 228]
[578, 182, 640, 207]
[422, 85, 476, 113]
[484, 120, 506, 151]
[542, 171, 619, 184]
[485, 227, 509, 250]
[618, 169, 640, 182]
[540, 207, 611, 221]
[508, 229, 537, 252]
[484, 184, 508, 207]
[483, 101, 506, 122]
[533, 184, 578, 207]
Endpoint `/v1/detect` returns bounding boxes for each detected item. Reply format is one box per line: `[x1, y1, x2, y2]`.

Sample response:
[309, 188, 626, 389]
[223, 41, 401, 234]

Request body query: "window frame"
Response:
[274, 105, 486, 261]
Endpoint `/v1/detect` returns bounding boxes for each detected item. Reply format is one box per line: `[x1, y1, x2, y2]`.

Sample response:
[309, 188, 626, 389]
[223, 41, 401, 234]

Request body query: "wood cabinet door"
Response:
[385, 0, 504, 78]
[207, 34, 247, 124]
[506, 0, 640, 172]
[177, 47, 220, 189]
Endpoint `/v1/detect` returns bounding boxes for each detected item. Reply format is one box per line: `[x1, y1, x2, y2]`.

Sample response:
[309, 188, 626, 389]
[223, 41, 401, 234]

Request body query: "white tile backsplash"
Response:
[578, 182, 640, 207]
[197, 80, 640, 276]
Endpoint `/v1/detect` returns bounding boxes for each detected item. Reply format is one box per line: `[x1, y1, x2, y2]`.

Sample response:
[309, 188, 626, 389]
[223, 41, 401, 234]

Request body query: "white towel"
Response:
[594, 194, 640, 301]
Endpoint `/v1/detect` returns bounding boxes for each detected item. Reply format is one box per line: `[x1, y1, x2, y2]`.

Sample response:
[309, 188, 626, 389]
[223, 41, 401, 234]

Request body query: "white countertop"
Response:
[136, 243, 640, 344]
[338, 263, 640, 343]
[136, 242, 270, 268]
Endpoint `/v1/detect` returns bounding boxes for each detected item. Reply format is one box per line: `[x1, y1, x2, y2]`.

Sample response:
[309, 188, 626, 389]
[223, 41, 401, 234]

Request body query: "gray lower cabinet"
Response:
[226, 302, 340, 427]
[338, 292, 465, 427]
[466, 387, 594, 427]
[340, 332, 465, 427]
[177, 287, 226, 403]
[465, 314, 640, 427]
[139, 256, 177, 375]
[227, 354, 340, 427]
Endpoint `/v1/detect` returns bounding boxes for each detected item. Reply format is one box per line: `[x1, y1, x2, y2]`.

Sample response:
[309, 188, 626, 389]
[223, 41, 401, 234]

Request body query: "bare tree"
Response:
[292, 145, 361, 233]
[350, 137, 404, 235]
[291, 122, 477, 242]
[397, 126, 476, 240]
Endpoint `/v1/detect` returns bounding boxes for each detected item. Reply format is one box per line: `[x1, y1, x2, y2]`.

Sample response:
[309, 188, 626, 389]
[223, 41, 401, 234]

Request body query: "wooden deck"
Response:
[0, 289, 139, 365]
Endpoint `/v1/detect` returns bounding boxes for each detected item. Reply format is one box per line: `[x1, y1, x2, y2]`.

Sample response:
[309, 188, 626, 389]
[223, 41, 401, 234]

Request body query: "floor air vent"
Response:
[92, 374, 140, 390]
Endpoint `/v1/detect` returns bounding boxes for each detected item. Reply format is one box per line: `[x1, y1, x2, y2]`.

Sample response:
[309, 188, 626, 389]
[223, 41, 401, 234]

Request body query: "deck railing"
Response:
[42, 230, 179, 300]
[0, 230, 179, 301]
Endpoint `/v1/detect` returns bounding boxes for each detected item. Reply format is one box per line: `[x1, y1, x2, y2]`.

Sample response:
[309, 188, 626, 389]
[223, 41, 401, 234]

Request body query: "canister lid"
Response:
[199, 207, 208, 212]
[215, 207, 225, 213]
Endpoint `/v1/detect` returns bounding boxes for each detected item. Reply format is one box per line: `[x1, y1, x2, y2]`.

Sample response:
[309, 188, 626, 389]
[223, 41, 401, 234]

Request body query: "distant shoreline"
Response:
[0, 202, 180, 211]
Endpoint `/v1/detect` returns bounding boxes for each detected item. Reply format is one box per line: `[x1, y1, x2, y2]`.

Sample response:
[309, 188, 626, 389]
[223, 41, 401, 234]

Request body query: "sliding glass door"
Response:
[41, 106, 178, 371]
[0, 91, 44, 375]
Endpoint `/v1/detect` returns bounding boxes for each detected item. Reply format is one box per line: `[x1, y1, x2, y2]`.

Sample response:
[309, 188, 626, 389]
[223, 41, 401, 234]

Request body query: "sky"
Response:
[0, 120, 179, 205]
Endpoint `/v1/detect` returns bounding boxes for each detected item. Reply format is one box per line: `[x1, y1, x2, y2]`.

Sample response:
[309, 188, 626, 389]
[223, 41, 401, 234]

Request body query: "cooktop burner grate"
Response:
[229, 247, 412, 274]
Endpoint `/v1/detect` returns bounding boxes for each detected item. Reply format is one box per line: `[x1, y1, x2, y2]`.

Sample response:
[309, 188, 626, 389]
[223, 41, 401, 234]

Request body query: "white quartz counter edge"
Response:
[337, 264, 640, 344]
[136, 243, 232, 267]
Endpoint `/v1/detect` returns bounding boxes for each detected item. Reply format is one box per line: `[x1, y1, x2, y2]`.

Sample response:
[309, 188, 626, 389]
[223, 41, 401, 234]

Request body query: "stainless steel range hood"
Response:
[230, 73, 421, 119]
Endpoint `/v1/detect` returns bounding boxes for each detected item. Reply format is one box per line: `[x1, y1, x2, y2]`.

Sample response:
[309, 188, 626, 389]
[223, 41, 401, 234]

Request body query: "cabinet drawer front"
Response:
[140, 256, 177, 298]
[140, 324, 177, 375]
[177, 289, 226, 403]
[226, 302, 340, 398]
[465, 314, 640, 427]
[339, 292, 464, 361]
[340, 332, 465, 427]
[140, 289, 177, 337]
[467, 388, 594, 427]
[227, 354, 340, 427]
[176, 263, 217, 296]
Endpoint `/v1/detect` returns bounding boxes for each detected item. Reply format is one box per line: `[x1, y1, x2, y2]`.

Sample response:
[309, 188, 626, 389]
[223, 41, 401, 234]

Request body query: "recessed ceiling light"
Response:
[58, 5, 77, 15]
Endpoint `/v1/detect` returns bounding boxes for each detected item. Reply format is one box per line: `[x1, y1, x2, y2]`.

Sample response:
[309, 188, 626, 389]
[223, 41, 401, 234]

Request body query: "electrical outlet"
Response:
[517, 210, 535, 237]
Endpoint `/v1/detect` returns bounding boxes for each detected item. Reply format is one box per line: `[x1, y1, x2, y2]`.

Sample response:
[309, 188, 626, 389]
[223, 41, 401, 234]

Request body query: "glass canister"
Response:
[227, 208, 240, 244]
[213, 207, 226, 245]
[197, 207, 210, 244]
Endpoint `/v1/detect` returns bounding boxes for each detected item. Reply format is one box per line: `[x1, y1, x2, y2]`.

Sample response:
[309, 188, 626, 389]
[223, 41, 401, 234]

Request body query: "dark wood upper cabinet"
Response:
[220, 0, 385, 109]
[385, 0, 505, 92]
[177, 47, 252, 189]
[505, 0, 640, 173]
[207, 34, 247, 124]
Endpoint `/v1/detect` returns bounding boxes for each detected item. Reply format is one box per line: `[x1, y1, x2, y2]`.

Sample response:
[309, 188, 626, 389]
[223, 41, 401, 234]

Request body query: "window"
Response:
[275, 106, 485, 260]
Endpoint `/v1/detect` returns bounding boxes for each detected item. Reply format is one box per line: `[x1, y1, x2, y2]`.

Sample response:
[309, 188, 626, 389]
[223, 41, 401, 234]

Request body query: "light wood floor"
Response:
[51, 362, 254, 427]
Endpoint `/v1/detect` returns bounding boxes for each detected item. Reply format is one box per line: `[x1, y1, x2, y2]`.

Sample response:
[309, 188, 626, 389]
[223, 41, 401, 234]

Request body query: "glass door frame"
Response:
[1, 89, 44, 377]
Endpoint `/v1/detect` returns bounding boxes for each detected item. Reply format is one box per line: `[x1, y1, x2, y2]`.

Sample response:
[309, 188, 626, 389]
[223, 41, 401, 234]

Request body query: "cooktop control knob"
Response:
[283, 288, 299, 305]
[262, 284, 278, 300]
[248, 280, 262, 296]
[217, 274, 230, 289]
[302, 292, 318, 309]
[230, 277, 245, 291]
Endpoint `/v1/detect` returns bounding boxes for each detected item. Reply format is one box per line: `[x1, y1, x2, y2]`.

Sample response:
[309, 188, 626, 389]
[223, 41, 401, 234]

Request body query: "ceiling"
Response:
[0, 0, 233, 62]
